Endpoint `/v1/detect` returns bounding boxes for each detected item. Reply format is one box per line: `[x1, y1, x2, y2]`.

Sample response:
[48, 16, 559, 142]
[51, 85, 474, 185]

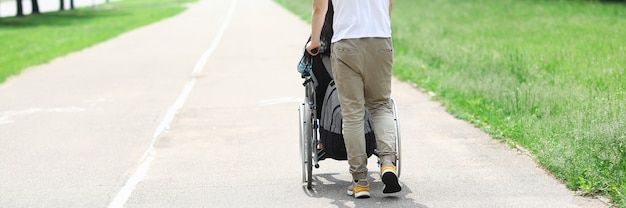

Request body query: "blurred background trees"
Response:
[12, 0, 76, 17]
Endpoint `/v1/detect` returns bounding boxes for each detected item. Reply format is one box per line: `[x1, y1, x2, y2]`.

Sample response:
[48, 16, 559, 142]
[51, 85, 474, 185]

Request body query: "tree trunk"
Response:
[70, 0, 75, 10]
[31, 0, 40, 14]
[60, 0, 65, 11]
[16, 0, 24, 17]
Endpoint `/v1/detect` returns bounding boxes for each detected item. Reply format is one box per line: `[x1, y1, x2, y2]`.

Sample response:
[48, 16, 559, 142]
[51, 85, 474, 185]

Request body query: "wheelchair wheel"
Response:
[390, 98, 402, 178]
[298, 102, 314, 188]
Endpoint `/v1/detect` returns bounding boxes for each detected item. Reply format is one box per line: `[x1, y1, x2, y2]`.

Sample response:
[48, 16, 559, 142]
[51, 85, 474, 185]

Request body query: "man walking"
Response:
[307, 0, 400, 199]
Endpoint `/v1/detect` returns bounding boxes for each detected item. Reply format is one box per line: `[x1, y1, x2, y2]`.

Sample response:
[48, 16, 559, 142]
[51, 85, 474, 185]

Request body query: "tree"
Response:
[60, 0, 65, 11]
[31, 0, 40, 14]
[70, 0, 75, 10]
[16, 0, 24, 17]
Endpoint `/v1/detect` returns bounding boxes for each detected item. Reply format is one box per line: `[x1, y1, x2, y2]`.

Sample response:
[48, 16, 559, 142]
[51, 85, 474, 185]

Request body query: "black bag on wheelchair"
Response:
[319, 80, 377, 160]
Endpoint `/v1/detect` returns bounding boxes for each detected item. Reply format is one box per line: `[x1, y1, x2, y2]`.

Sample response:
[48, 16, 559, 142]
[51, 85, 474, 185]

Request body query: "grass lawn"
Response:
[275, 0, 626, 206]
[0, 0, 196, 83]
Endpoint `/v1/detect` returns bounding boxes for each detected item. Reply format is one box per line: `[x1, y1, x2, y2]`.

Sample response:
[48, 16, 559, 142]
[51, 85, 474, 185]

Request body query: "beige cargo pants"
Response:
[331, 37, 397, 180]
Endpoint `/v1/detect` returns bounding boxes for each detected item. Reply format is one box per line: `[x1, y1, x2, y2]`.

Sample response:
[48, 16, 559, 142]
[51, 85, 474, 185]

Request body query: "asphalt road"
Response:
[0, 0, 611, 207]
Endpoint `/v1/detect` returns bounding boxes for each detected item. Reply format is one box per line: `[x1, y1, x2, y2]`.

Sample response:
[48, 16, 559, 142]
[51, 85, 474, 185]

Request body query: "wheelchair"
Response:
[298, 55, 402, 189]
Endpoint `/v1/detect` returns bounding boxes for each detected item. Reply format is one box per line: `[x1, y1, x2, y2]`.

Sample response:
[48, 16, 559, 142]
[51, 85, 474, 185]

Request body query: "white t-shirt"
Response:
[331, 0, 392, 43]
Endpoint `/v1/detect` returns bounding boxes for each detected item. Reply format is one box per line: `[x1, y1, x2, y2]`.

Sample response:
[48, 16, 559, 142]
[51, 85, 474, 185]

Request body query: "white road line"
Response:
[106, 1, 238, 207]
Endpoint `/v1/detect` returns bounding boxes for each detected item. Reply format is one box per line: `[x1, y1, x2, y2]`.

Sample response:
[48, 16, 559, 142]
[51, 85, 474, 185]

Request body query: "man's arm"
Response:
[389, 0, 393, 18]
[306, 0, 328, 55]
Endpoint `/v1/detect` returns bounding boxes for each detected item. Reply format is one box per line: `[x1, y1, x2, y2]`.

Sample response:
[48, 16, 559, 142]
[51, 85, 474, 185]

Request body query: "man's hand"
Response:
[306, 41, 320, 56]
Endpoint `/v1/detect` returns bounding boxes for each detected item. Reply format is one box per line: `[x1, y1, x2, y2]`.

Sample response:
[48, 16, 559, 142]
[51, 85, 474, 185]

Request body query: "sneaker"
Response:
[347, 180, 370, 199]
[381, 165, 401, 193]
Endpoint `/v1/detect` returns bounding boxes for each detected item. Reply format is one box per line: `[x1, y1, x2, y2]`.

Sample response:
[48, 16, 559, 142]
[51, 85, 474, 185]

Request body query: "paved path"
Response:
[0, 0, 610, 207]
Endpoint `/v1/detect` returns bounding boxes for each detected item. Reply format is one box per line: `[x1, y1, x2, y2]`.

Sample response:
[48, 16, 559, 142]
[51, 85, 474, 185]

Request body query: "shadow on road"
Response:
[302, 172, 429, 208]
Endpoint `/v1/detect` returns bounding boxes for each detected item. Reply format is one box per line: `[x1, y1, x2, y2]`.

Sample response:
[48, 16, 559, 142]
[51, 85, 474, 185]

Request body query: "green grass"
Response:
[0, 0, 196, 83]
[271, 0, 311, 23]
[275, 0, 626, 206]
